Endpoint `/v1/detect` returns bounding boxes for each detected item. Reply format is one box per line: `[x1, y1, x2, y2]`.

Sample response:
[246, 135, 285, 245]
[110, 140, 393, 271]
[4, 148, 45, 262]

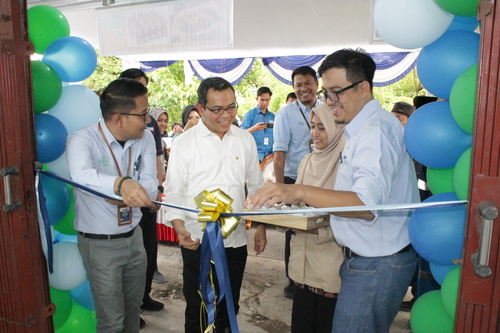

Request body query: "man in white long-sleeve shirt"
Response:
[165, 77, 266, 333]
[67, 78, 158, 333]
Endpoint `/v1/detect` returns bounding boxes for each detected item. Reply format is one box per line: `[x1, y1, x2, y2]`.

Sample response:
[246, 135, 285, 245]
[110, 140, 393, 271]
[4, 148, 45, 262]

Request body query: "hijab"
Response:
[181, 105, 198, 128]
[295, 103, 345, 189]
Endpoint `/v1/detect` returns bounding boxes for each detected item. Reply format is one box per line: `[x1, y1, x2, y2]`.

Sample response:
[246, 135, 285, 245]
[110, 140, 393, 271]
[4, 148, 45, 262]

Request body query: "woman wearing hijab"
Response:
[289, 103, 345, 333]
[181, 104, 201, 131]
[149, 107, 170, 173]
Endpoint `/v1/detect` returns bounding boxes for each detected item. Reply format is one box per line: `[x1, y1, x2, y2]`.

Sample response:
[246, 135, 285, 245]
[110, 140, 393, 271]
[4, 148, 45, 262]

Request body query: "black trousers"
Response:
[181, 245, 247, 333]
[284, 176, 296, 280]
[291, 286, 337, 333]
[139, 207, 158, 299]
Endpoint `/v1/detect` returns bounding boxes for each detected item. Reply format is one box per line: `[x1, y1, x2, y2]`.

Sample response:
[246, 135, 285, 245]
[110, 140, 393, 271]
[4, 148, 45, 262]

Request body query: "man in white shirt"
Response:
[248, 49, 419, 333]
[67, 78, 158, 332]
[164, 77, 266, 333]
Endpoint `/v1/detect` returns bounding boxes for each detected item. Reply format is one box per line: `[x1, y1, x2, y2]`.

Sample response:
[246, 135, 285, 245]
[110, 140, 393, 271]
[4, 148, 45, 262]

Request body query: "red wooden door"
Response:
[0, 0, 54, 332]
[456, 0, 500, 332]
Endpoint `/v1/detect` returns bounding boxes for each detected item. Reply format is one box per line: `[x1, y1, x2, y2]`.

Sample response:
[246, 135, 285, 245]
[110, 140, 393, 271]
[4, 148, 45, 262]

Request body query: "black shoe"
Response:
[284, 282, 294, 299]
[141, 296, 165, 311]
[140, 317, 146, 329]
[400, 299, 415, 312]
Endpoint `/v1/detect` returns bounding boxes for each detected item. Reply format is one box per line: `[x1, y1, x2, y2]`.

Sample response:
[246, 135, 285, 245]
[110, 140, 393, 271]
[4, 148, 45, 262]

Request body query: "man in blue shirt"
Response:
[248, 49, 419, 333]
[241, 87, 275, 162]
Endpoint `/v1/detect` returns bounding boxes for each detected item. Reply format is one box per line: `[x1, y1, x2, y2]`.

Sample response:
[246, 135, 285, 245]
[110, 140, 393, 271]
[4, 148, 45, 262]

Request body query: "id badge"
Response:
[309, 139, 315, 152]
[264, 137, 269, 145]
[118, 205, 132, 226]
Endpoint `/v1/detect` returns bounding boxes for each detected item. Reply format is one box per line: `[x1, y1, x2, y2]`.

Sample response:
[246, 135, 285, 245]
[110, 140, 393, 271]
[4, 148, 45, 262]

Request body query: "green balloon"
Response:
[54, 186, 77, 235]
[56, 301, 97, 333]
[441, 265, 461, 322]
[50, 287, 73, 330]
[450, 64, 478, 135]
[28, 5, 70, 54]
[32, 61, 62, 113]
[427, 167, 455, 195]
[410, 290, 454, 333]
[453, 147, 472, 200]
[434, 0, 479, 17]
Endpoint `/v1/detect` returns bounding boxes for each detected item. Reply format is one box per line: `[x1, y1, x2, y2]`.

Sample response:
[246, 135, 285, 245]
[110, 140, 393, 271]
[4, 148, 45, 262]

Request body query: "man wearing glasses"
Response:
[164, 77, 266, 333]
[67, 78, 158, 332]
[248, 49, 419, 333]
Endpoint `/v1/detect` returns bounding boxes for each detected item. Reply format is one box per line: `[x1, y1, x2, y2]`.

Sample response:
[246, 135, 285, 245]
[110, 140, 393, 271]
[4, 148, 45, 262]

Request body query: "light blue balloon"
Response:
[409, 192, 466, 265]
[417, 30, 480, 99]
[42, 36, 97, 82]
[46, 151, 70, 180]
[69, 280, 95, 311]
[53, 230, 77, 244]
[404, 101, 472, 169]
[48, 84, 101, 134]
[430, 262, 456, 285]
[35, 113, 68, 163]
[49, 242, 87, 290]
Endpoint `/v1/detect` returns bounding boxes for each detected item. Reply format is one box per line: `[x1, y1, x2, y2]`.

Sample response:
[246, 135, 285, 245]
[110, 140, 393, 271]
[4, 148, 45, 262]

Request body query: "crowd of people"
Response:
[67, 48, 428, 333]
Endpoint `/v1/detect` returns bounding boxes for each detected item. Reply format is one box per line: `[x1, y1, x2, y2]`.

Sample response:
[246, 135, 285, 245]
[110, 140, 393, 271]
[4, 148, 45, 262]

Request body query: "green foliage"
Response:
[82, 53, 427, 126]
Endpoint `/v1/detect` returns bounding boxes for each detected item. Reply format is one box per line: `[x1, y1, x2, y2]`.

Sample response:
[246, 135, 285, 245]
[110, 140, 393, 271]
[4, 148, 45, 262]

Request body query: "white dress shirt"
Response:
[330, 99, 420, 257]
[164, 119, 264, 248]
[66, 118, 158, 234]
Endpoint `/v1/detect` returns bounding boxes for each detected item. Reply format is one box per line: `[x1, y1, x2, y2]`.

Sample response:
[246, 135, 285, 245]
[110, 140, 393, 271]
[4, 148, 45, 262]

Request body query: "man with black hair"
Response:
[249, 49, 419, 332]
[165, 77, 266, 333]
[241, 86, 275, 162]
[67, 78, 158, 332]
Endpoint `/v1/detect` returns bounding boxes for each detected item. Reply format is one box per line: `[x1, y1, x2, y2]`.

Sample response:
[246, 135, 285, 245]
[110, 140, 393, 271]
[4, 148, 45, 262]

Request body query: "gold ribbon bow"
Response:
[194, 188, 241, 238]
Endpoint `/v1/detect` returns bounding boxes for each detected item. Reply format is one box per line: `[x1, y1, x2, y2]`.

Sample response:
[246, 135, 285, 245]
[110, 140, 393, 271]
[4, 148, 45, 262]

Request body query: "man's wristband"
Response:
[115, 176, 132, 196]
[158, 185, 164, 193]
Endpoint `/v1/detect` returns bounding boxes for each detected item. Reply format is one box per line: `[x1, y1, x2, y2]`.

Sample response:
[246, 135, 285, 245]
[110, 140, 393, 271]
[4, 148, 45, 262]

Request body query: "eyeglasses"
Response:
[319, 81, 364, 102]
[112, 108, 151, 122]
[202, 103, 238, 115]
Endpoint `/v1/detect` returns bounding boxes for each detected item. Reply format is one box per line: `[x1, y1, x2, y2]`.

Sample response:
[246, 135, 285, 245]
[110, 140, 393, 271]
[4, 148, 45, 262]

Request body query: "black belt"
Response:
[79, 228, 135, 240]
[343, 244, 412, 258]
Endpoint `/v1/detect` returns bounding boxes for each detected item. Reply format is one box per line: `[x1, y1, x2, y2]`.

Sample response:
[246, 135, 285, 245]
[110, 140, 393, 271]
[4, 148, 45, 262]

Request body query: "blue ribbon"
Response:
[200, 221, 239, 333]
[35, 172, 54, 273]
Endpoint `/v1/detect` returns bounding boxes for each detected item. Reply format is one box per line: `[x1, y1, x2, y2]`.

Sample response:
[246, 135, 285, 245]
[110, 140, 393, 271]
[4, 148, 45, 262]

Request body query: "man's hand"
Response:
[247, 122, 267, 134]
[149, 190, 163, 212]
[176, 227, 200, 250]
[115, 178, 155, 209]
[253, 224, 267, 255]
[247, 182, 301, 209]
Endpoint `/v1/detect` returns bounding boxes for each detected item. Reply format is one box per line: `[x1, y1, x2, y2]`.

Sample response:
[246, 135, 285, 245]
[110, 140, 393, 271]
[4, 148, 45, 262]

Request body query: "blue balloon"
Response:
[53, 230, 77, 244]
[48, 85, 101, 134]
[409, 192, 466, 265]
[35, 113, 68, 163]
[430, 262, 456, 285]
[69, 280, 95, 311]
[447, 16, 479, 32]
[42, 36, 97, 82]
[40, 174, 70, 225]
[405, 101, 472, 169]
[417, 30, 480, 99]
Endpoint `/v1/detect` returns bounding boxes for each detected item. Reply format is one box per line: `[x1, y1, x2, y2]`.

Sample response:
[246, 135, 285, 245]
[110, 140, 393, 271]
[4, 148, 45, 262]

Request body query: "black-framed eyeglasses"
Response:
[112, 107, 151, 122]
[202, 103, 238, 115]
[319, 80, 364, 102]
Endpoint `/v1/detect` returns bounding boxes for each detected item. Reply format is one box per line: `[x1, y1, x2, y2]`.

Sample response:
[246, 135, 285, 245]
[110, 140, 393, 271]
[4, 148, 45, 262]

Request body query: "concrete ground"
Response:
[141, 226, 412, 333]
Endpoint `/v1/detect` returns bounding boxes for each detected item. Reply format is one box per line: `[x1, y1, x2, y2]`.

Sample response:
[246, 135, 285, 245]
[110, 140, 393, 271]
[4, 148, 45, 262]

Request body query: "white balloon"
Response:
[48, 84, 101, 135]
[373, 0, 454, 49]
[49, 242, 87, 290]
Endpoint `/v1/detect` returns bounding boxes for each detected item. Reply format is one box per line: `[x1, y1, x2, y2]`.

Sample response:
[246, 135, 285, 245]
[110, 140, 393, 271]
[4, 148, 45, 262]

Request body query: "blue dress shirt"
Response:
[240, 106, 275, 161]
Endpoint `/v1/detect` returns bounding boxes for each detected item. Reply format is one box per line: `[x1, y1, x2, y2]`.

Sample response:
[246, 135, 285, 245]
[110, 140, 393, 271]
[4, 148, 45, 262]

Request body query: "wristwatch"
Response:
[157, 185, 164, 193]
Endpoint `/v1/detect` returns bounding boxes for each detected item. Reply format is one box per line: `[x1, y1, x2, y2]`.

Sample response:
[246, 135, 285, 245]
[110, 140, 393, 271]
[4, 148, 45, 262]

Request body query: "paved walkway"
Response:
[141, 226, 412, 333]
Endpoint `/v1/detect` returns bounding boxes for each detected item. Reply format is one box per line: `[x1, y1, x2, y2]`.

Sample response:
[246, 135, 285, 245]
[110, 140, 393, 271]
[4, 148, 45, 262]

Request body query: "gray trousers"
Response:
[78, 226, 147, 333]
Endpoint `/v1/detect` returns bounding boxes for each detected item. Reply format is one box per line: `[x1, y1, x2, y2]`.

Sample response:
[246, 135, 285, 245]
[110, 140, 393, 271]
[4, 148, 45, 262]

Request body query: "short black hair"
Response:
[291, 66, 317, 85]
[257, 87, 272, 97]
[119, 68, 149, 85]
[286, 92, 297, 101]
[197, 77, 235, 106]
[318, 48, 376, 90]
[100, 78, 148, 121]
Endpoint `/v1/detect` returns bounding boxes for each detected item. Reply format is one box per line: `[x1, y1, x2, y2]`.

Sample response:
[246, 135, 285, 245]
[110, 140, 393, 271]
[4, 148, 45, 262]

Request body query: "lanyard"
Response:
[98, 123, 132, 177]
[296, 101, 311, 130]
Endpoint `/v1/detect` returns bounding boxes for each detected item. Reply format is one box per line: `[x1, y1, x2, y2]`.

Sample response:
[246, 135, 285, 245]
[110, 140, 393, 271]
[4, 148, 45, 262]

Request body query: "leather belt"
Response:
[79, 228, 135, 240]
[343, 244, 412, 258]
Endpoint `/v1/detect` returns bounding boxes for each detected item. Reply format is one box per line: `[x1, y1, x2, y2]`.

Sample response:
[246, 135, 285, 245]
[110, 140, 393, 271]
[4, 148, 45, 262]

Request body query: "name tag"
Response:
[118, 206, 132, 226]
[264, 137, 269, 145]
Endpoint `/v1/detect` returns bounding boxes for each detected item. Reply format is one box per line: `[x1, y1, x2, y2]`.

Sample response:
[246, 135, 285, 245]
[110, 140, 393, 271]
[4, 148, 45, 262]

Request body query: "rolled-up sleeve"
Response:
[272, 109, 290, 153]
